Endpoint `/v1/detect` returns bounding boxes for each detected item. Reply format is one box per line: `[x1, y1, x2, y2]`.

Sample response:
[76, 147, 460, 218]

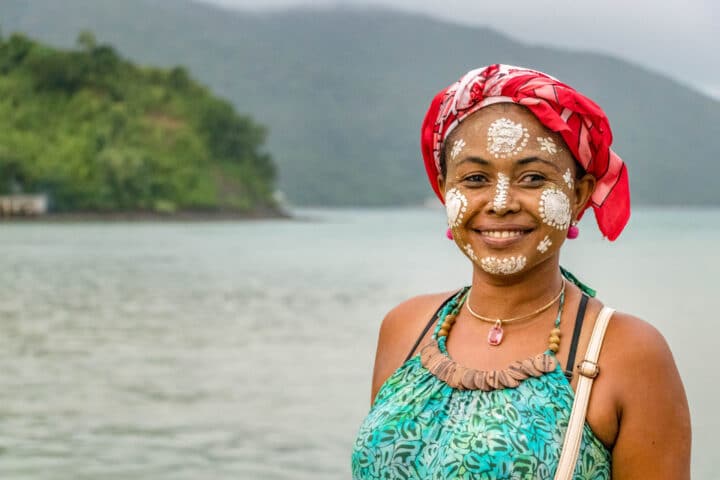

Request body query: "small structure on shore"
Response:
[0, 194, 48, 216]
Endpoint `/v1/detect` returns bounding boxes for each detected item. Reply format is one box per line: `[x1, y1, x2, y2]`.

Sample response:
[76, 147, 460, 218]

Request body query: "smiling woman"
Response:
[351, 65, 691, 479]
[437, 103, 593, 281]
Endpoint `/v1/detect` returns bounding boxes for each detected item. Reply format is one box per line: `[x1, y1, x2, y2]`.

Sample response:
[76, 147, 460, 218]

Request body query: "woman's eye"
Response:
[464, 174, 489, 183]
[519, 173, 546, 184]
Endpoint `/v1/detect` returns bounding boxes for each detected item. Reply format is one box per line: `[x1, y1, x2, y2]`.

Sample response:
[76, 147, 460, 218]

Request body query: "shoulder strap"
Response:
[403, 289, 462, 362]
[564, 294, 589, 380]
[554, 306, 615, 480]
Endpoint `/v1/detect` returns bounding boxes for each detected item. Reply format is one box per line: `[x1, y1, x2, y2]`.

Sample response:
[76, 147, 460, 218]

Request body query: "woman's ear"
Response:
[573, 173, 596, 216]
[436, 174, 446, 200]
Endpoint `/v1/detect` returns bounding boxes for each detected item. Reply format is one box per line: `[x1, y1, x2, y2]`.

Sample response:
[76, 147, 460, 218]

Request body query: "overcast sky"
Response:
[197, 0, 719, 99]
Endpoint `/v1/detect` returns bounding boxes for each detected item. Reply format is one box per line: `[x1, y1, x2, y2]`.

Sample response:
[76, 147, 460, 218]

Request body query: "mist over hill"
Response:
[2, 0, 718, 206]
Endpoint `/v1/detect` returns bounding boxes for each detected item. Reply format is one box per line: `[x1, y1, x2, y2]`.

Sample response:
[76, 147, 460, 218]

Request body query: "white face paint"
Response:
[539, 188, 572, 230]
[487, 118, 529, 158]
[445, 188, 468, 228]
[537, 235, 552, 253]
[463, 243, 478, 261]
[480, 256, 527, 275]
[493, 173, 510, 211]
[563, 168, 574, 190]
[537, 136, 557, 155]
[450, 138, 466, 160]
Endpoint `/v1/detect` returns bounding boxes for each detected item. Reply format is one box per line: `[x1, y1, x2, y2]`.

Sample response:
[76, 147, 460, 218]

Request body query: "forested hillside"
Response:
[0, 30, 277, 213]
[2, 0, 719, 206]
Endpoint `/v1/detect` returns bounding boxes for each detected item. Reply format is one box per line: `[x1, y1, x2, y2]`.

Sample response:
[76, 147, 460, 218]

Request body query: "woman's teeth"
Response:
[481, 230, 524, 239]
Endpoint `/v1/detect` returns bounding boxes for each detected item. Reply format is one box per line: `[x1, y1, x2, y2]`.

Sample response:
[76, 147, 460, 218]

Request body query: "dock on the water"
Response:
[0, 194, 48, 216]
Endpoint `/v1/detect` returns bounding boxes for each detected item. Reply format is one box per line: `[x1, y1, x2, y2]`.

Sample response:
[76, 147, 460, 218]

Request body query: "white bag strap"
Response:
[554, 306, 614, 480]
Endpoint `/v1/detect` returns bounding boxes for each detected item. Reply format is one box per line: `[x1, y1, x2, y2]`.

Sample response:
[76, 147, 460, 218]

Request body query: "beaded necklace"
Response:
[465, 280, 566, 346]
[420, 287, 566, 391]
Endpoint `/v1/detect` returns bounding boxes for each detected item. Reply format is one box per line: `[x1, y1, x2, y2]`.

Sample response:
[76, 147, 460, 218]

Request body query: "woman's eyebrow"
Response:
[516, 157, 562, 172]
[456, 156, 490, 167]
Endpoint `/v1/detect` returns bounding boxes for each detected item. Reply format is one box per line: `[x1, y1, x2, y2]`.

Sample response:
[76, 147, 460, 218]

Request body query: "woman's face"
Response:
[437, 103, 595, 276]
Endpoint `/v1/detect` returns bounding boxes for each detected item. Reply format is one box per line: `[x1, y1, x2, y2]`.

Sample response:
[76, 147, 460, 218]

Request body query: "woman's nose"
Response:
[486, 173, 518, 216]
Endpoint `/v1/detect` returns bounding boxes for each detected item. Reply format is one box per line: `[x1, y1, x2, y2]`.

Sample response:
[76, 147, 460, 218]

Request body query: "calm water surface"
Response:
[0, 207, 716, 479]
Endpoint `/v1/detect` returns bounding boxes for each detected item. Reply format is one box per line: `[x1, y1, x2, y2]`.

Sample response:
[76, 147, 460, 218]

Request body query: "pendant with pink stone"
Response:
[488, 320, 504, 346]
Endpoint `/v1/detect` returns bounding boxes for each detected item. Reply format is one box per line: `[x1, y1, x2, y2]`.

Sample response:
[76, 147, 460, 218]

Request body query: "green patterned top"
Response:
[351, 287, 611, 479]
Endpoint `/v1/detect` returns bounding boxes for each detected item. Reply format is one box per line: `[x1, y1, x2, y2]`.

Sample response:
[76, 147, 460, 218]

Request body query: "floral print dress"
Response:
[351, 288, 611, 480]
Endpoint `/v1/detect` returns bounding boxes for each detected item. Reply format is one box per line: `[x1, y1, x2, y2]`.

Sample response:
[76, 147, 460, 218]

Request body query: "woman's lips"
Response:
[473, 227, 533, 248]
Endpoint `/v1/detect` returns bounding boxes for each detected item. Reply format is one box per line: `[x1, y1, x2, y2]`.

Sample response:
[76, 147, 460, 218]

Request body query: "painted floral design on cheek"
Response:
[493, 173, 510, 211]
[487, 118, 529, 158]
[563, 168, 574, 190]
[537, 235, 552, 253]
[450, 138, 466, 160]
[445, 188, 468, 228]
[463, 244, 478, 261]
[539, 188, 572, 230]
[537, 136, 557, 155]
[480, 256, 527, 275]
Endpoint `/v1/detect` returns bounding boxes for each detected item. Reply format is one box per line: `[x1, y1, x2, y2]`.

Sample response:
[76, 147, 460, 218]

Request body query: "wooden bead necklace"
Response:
[422, 286, 568, 391]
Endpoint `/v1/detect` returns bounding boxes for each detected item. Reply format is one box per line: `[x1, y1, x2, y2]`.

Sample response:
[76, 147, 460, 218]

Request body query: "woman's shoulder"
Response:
[381, 289, 461, 332]
[601, 308, 674, 368]
[585, 301, 684, 418]
[581, 300, 675, 385]
[377, 289, 461, 357]
[369, 289, 460, 404]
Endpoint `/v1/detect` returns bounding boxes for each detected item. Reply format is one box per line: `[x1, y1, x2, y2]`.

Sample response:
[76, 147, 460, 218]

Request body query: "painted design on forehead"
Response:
[450, 138, 466, 160]
[487, 118, 529, 158]
[445, 188, 468, 228]
[480, 256, 527, 275]
[493, 173, 510, 211]
[537, 235, 552, 253]
[563, 169, 574, 190]
[537, 136, 557, 155]
[463, 243, 478, 261]
[539, 188, 572, 230]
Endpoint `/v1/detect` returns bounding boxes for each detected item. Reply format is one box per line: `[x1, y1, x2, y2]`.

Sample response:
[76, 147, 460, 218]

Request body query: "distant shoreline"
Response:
[0, 208, 292, 223]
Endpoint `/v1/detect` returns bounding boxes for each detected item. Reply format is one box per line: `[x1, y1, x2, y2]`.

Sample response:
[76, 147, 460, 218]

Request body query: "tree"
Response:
[76, 30, 97, 51]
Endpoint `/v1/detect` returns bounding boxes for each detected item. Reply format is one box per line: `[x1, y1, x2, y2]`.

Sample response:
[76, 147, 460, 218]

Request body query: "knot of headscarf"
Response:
[421, 64, 630, 241]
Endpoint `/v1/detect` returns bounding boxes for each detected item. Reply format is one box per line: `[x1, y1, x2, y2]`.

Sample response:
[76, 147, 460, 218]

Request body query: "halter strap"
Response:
[404, 289, 463, 362]
[564, 293, 589, 380]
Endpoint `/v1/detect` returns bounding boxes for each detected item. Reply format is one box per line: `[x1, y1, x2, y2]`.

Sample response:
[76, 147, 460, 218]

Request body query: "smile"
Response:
[472, 226, 534, 248]
[480, 230, 525, 239]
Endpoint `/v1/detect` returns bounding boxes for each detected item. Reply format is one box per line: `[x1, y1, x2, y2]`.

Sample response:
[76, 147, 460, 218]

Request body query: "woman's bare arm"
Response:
[608, 313, 691, 479]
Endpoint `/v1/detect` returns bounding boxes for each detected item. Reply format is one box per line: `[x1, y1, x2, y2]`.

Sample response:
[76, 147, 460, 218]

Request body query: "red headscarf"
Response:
[421, 64, 630, 241]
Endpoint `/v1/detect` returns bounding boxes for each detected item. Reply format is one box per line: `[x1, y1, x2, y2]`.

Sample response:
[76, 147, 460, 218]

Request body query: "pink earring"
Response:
[446, 228, 454, 240]
[567, 221, 579, 239]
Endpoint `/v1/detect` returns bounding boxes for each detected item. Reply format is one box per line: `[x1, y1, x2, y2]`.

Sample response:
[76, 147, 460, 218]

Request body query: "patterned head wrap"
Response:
[421, 64, 630, 241]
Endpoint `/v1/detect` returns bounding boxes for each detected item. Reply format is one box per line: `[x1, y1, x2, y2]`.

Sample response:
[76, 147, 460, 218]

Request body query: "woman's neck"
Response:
[467, 256, 565, 319]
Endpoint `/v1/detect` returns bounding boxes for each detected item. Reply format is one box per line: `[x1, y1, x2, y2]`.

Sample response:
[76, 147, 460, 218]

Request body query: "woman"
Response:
[351, 65, 691, 479]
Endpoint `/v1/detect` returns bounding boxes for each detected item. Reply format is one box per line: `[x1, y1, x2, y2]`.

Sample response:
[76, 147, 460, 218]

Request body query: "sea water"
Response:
[0, 207, 716, 479]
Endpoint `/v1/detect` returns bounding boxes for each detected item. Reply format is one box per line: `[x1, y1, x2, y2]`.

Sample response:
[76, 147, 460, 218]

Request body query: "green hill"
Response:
[0, 29, 277, 214]
[2, 0, 719, 206]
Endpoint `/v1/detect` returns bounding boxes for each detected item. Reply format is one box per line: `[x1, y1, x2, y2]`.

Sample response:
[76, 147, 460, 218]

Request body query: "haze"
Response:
[197, 0, 719, 99]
